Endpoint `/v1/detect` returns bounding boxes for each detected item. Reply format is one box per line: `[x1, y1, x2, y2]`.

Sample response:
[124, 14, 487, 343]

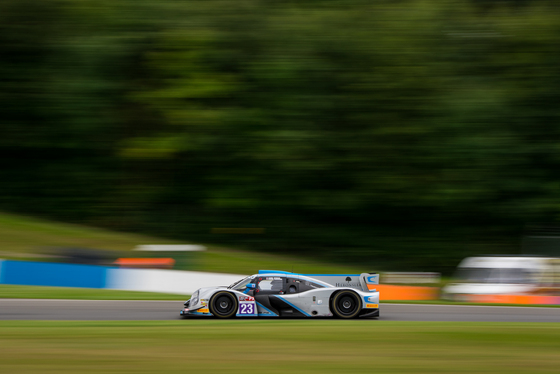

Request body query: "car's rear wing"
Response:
[304, 273, 379, 292]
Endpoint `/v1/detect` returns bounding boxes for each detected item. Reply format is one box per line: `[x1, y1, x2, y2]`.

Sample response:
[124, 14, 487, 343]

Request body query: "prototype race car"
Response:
[180, 270, 379, 319]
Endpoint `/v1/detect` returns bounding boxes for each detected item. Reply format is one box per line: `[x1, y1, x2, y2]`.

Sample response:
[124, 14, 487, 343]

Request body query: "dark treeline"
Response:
[2, 0, 560, 273]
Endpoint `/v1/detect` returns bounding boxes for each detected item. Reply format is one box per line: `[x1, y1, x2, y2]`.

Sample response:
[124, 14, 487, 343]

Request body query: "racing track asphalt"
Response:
[1, 300, 559, 321]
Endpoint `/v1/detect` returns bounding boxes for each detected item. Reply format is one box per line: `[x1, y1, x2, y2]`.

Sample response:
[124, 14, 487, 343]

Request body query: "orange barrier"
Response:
[366, 283, 560, 304]
[114, 258, 175, 269]
[368, 284, 438, 301]
[466, 294, 560, 305]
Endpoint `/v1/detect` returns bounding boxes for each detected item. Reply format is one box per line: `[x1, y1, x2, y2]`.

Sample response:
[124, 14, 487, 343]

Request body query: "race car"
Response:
[180, 270, 379, 319]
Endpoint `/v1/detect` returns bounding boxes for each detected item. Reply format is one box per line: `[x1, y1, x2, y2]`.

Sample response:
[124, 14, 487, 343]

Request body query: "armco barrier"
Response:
[0, 260, 108, 288]
[106, 268, 246, 294]
[0, 260, 438, 300]
[0, 260, 437, 299]
[0, 260, 245, 295]
[2, 260, 558, 304]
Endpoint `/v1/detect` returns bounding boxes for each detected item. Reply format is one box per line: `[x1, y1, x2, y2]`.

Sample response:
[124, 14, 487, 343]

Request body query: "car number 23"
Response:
[239, 303, 255, 315]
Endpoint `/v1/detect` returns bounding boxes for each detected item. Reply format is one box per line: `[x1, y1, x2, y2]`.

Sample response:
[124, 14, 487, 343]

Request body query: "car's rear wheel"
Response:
[331, 291, 362, 318]
[209, 291, 238, 318]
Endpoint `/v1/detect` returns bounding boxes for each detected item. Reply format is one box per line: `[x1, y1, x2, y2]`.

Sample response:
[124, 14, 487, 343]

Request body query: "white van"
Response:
[442, 256, 560, 300]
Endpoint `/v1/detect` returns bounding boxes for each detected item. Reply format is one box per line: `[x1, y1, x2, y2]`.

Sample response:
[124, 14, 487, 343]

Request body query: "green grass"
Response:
[0, 321, 559, 373]
[199, 246, 361, 275]
[0, 285, 187, 300]
[0, 211, 362, 274]
[0, 212, 181, 254]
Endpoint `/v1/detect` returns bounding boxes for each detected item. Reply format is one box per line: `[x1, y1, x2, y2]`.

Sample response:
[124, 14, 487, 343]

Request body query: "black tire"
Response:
[331, 291, 362, 319]
[209, 291, 238, 318]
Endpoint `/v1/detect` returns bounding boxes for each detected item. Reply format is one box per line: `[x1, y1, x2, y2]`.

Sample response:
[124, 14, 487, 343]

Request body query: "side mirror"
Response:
[246, 283, 256, 289]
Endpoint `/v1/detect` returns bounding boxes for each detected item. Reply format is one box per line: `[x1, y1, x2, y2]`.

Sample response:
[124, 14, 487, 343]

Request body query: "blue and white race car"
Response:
[180, 270, 379, 319]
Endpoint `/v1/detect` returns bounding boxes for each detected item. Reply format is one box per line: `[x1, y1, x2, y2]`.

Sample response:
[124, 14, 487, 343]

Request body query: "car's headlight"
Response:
[191, 291, 199, 306]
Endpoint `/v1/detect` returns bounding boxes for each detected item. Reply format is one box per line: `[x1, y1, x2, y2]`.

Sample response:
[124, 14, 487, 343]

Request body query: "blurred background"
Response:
[2, 0, 560, 275]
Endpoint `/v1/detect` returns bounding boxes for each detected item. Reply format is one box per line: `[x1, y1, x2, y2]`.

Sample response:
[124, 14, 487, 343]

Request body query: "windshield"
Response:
[455, 267, 534, 284]
[228, 276, 254, 291]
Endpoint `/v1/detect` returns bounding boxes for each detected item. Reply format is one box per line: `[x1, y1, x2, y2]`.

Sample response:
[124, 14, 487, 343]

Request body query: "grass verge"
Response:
[0, 212, 180, 253]
[0, 285, 187, 300]
[0, 211, 362, 274]
[0, 321, 559, 373]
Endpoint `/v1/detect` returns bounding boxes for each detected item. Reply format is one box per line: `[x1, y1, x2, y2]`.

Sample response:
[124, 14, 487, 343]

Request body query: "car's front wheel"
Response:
[209, 291, 238, 318]
[331, 291, 362, 318]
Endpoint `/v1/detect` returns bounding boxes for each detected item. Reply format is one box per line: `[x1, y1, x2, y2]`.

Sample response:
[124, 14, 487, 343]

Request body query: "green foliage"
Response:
[2, 0, 560, 273]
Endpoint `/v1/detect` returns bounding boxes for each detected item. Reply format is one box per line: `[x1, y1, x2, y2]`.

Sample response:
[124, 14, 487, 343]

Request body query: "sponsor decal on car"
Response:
[198, 308, 209, 313]
[239, 296, 255, 301]
[335, 282, 362, 287]
[365, 304, 379, 308]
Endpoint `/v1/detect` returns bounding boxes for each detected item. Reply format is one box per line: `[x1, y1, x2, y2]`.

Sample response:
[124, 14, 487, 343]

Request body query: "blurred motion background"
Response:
[2, 0, 560, 275]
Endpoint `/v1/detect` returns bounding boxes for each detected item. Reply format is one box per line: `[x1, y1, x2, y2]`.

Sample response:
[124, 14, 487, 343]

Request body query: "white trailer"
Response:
[442, 256, 560, 300]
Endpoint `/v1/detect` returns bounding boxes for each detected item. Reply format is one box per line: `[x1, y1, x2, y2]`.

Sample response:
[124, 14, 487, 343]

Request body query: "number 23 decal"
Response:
[239, 303, 254, 314]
